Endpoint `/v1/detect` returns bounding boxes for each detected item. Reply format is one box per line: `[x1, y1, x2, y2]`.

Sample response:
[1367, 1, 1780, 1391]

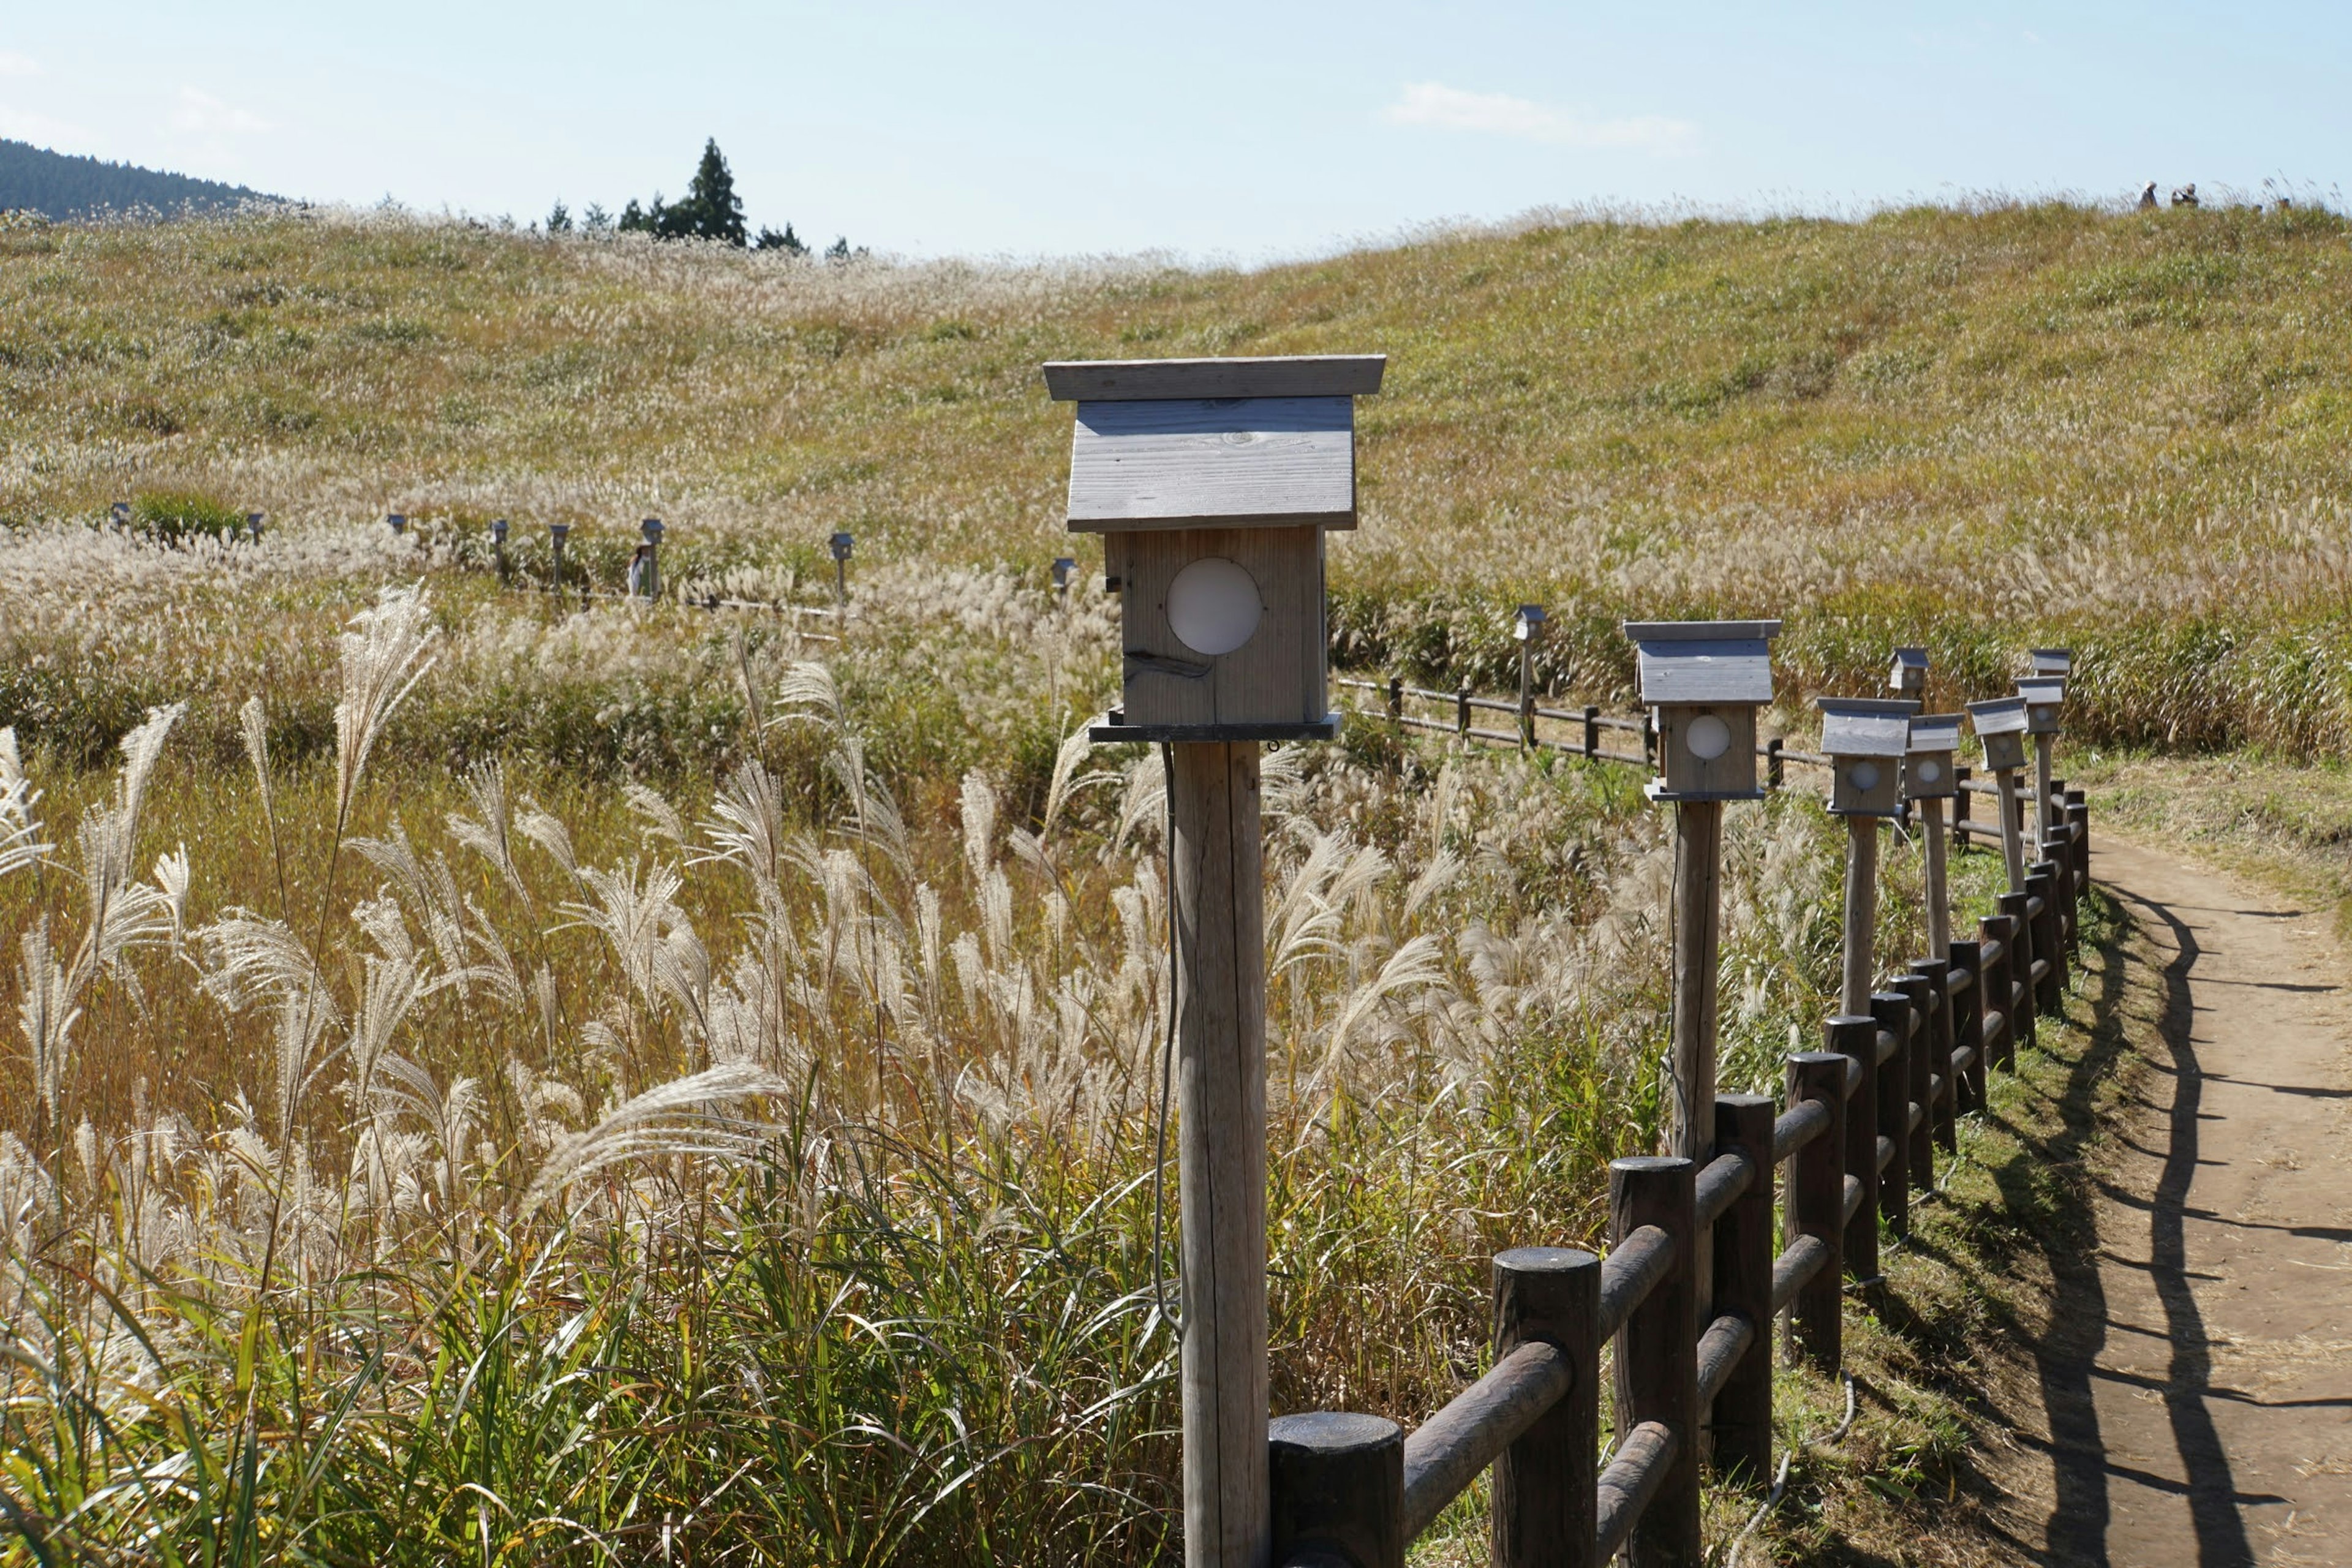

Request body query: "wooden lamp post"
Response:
[829, 531, 854, 605]
[1968, 696, 2032, 891]
[1905, 713, 1963, 959]
[1513, 605, 1547, 748]
[1817, 697, 1920, 1015]
[2019, 669, 2067, 850]
[1048, 352, 1384, 1568]
[1623, 620, 1782, 1163]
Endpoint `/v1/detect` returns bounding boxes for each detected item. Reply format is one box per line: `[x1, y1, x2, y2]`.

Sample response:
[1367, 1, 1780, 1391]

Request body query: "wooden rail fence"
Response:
[1276, 678, 2095, 1566]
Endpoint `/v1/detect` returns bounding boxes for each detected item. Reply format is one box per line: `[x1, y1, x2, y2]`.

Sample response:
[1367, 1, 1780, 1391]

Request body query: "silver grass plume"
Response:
[0, 727, 48, 882]
[522, 1063, 793, 1214]
[333, 586, 438, 823]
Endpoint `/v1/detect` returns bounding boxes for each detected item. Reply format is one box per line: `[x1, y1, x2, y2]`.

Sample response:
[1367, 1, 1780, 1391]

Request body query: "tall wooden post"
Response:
[1612, 1156, 1699, 1568]
[1787, 1052, 1847, 1370]
[1920, 794, 1951, 959]
[1994, 769, 2027, 892]
[1709, 1095, 1775, 1483]
[2033, 732, 2055, 854]
[1170, 742, 1270, 1568]
[1491, 1247, 1599, 1568]
[1670, 801, 1725, 1163]
[1841, 815, 1879, 1016]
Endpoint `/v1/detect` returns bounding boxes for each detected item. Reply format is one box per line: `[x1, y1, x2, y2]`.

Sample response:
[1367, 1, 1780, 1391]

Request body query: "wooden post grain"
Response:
[1920, 794, 1952, 959]
[1946, 940, 1986, 1110]
[1841, 816, 1879, 1016]
[1994, 769, 2027, 892]
[1709, 1095, 1774, 1485]
[1830, 1014, 1879, 1284]
[1787, 1052, 1847, 1370]
[1491, 1248, 1599, 1568]
[1668, 801, 1725, 1166]
[1170, 741, 1270, 1568]
[1871, 991, 1913, 1238]
[1268, 1413, 1404, 1568]
[1613, 1157, 1699, 1568]
[1980, 913, 2020, 1071]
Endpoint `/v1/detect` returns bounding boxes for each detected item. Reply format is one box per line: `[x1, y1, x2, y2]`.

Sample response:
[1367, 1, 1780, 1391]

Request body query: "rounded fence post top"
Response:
[1788, 1050, 1845, 1066]
[1826, 1012, 1875, 1027]
[1715, 1091, 1774, 1111]
[1268, 1411, 1401, 1453]
[1870, 990, 1912, 1007]
[1610, 1154, 1692, 1175]
[1494, 1245, 1599, 1274]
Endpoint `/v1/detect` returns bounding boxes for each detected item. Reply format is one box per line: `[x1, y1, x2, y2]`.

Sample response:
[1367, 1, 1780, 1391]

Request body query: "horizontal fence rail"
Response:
[1268, 760, 2092, 1567]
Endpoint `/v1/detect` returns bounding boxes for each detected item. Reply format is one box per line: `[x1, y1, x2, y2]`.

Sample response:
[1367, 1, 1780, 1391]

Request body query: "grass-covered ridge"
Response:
[6, 200, 2352, 757]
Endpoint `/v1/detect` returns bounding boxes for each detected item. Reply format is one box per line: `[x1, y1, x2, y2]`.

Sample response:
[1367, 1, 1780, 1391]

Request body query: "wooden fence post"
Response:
[1709, 1095, 1774, 1485]
[1910, 958, 1959, 1148]
[1870, 991, 1913, 1238]
[1387, 676, 1403, 726]
[2028, 864, 2065, 1011]
[1170, 742, 1270, 1568]
[1977, 914, 2018, 1071]
[1583, 705, 1600, 760]
[1765, 736, 1784, 791]
[1893, 973, 1939, 1180]
[1997, 892, 2037, 1049]
[1945, 939, 1986, 1111]
[1953, 765, 1972, 840]
[1787, 1052, 1847, 1370]
[1457, 682, 1472, 738]
[1830, 1014, 1879, 1284]
[1668, 801, 1725, 1167]
[1268, 1414, 1404, 1568]
[1491, 1248, 1599, 1568]
[1612, 1157, 1699, 1568]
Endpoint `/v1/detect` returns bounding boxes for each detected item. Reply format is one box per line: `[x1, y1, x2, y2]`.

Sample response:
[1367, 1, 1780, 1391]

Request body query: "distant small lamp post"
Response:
[1052, 555, 1076, 598]
[1513, 605, 1547, 748]
[1625, 618, 1782, 1163]
[829, 531, 854, 606]
[110, 501, 130, 528]
[388, 513, 407, 536]
[492, 518, 510, 582]
[548, 522, 571, 596]
[1818, 696, 1921, 1015]
[639, 518, 665, 599]
[246, 512, 265, 543]
[1888, 646, 1928, 700]
[2019, 667, 2067, 851]
[1905, 712, 1964, 957]
[1967, 696, 2032, 892]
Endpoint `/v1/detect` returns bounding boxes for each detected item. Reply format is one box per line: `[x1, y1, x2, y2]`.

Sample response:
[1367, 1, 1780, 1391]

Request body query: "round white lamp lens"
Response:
[2032, 706, 2055, 724]
[1166, 557, 1262, 657]
[1915, 759, 1943, 784]
[1850, 761, 1881, 791]
[1686, 714, 1732, 761]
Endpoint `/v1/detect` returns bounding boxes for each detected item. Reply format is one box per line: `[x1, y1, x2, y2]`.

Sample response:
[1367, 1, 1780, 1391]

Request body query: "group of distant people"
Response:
[2139, 181, 2293, 213]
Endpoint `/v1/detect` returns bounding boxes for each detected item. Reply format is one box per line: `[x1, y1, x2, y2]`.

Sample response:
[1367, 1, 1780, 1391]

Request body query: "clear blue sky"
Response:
[9, 2, 2348, 260]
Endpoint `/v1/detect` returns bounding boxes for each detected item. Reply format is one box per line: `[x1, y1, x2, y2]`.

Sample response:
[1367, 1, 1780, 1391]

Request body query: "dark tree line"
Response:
[546, 138, 856, 257]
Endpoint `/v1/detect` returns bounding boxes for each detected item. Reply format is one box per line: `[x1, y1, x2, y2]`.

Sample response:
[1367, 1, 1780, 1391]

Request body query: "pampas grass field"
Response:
[0, 195, 2342, 1562]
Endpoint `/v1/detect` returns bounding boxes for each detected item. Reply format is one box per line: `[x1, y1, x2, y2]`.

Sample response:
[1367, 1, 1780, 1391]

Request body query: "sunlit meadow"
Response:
[0, 194, 2332, 1562]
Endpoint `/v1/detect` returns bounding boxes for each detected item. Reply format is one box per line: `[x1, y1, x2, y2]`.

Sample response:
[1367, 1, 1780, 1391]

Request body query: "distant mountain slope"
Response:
[0, 138, 279, 219]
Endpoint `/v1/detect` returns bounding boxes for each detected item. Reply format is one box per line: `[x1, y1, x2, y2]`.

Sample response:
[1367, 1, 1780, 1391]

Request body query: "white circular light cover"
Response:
[1685, 714, 1733, 761]
[1915, 758, 1943, 784]
[1850, 761, 1882, 791]
[1166, 557, 1262, 657]
[2032, 706, 2056, 723]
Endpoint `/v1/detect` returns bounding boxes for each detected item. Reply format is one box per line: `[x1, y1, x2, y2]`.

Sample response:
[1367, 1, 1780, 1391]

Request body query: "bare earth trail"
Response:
[2000, 835, 2352, 1566]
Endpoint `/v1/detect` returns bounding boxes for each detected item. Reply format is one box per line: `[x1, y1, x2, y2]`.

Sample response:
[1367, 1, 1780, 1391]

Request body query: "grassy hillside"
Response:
[6, 200, 2352, 756]
[0, 140, 276, 220]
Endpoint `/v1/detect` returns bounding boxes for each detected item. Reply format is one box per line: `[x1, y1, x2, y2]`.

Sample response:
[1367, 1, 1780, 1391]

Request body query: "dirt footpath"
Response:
[2000, 836, 2352, 1566]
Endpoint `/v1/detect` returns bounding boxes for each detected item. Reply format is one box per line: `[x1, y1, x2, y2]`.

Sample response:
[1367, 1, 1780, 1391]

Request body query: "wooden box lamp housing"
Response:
[1045, 355, 1385, 741]
[2018, 675, 2066, 736]
[1817, 698, 1920, 816]
[1624, 620, 1782, 801]
[1905, 714, 1962, 800]
[1969, 696, 2030, 772]
[1888, 647, 1928, 699]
